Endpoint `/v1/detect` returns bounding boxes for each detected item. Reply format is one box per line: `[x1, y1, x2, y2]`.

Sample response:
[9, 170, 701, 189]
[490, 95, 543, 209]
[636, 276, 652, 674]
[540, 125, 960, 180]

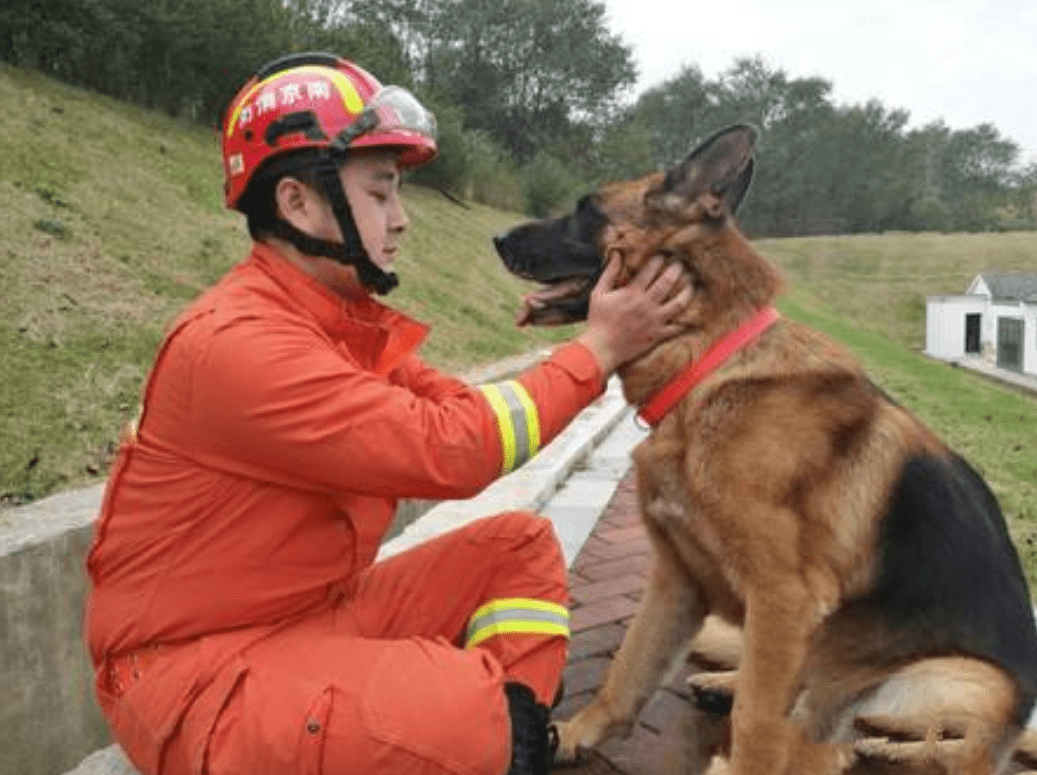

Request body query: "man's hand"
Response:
[576, 256, 691, 375]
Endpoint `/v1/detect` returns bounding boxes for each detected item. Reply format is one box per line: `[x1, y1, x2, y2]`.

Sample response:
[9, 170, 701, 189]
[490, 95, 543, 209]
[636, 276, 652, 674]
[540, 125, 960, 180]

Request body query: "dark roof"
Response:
[979, 272, 1037, 302]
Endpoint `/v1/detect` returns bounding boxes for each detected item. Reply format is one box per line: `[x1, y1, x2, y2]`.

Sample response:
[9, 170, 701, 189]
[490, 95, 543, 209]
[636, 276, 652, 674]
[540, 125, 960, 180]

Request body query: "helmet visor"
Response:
[332, 86, 437, 164]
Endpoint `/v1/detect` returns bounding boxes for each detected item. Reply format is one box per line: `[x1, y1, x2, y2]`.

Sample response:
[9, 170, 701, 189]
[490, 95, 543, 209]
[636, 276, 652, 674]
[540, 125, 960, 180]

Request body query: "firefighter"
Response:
[85, 52, 690, 775]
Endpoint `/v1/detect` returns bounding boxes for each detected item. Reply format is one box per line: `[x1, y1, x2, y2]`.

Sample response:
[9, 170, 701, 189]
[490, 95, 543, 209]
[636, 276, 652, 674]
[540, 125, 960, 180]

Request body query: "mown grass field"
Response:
[2, 64, 1036, 583]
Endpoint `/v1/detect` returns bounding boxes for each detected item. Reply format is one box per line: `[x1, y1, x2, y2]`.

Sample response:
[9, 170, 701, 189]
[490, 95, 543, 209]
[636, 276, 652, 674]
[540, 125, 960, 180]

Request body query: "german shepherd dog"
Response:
[494, 125, 1037, 774]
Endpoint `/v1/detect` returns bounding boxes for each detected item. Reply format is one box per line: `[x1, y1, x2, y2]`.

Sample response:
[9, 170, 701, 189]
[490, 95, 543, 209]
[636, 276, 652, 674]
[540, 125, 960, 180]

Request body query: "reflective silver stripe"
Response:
[478, 381, 541, 473]
[466, 597, 569, 648]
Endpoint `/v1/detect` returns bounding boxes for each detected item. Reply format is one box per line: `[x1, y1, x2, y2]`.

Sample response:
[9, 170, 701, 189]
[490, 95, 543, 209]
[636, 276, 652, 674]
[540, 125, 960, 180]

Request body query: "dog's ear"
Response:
[661, 124, 758, 214]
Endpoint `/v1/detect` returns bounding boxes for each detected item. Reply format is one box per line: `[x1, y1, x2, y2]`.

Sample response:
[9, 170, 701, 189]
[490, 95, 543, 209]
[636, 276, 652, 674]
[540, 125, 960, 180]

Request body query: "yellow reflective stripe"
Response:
[226, 65, 364, 138]
[471, 597, 569, 621]
[478, 381, 541, 474]
[480, 383, 517, 472]
[465, 597, 570, 649]
[467, 621, 571, 649]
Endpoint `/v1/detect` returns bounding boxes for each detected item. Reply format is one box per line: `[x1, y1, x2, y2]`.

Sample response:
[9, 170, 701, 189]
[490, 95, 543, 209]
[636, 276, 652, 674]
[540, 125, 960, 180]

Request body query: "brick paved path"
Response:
[557, 469, 701, 775]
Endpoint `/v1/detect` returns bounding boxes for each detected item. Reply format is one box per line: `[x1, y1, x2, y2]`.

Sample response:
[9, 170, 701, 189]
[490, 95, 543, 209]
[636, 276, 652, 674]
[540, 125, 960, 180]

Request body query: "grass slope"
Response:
[2, 65, 1036, 586]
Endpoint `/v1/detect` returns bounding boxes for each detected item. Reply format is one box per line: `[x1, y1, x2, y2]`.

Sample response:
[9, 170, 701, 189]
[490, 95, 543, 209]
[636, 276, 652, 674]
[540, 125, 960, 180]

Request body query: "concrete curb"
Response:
[0, 483, 107, 556]
[61, 747, 136, 775]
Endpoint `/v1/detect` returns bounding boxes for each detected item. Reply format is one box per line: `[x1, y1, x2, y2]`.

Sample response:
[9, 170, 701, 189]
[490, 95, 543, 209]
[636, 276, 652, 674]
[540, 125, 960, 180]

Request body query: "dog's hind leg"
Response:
[818, 657, 1022, 775]
[688, 615, 743, 673]
[689, 670, 737, 716]
[553, 540, 708, 765]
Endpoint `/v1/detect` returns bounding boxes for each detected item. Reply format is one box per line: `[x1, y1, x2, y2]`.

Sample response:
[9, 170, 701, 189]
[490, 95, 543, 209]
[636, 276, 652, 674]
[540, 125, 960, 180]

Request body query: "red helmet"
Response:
[222, 52, 438, 210]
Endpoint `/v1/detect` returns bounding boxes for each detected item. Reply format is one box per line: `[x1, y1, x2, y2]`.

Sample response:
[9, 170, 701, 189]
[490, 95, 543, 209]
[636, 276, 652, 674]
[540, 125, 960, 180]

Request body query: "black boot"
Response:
[505, 682, 555, 775]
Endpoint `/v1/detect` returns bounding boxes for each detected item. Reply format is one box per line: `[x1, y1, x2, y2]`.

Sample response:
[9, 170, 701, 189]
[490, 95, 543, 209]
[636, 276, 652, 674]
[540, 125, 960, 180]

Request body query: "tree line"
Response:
[4, 0, 1035, 234]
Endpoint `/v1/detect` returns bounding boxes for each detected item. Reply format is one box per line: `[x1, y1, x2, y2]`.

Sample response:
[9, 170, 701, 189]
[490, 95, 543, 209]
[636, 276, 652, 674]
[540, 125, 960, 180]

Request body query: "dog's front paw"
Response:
[552, 719, 595, 766]
[551, 703, 622, 767]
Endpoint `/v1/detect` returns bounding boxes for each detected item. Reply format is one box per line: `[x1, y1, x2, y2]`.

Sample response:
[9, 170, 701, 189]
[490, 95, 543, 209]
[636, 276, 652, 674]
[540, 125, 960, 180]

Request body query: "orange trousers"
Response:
[118, 511, 569, 775]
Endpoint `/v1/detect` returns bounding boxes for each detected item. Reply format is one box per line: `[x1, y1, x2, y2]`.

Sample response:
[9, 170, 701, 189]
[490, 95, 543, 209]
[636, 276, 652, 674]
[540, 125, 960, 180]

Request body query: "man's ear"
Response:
[274, 176, 315, 229]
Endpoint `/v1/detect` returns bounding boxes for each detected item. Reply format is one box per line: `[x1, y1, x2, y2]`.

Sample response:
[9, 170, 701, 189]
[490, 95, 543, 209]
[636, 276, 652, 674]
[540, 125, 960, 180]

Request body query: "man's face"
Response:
[334, 149, 409, 273]
[276, 149, 410, 299]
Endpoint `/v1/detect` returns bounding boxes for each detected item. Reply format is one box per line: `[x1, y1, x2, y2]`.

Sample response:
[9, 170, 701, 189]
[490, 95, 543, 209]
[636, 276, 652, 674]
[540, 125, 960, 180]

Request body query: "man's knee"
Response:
[477, 511, 566, 582]
[481, 511, 560, 551]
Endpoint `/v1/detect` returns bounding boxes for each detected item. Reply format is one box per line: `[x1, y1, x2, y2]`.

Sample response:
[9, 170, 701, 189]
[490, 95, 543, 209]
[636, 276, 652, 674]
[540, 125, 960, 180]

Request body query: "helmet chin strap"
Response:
[268, 151, 399, 296]
[267, 220, 399, 295]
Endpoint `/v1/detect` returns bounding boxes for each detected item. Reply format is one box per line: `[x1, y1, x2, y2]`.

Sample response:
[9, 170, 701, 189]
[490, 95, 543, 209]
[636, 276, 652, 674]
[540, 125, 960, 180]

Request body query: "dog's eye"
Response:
[572, 196, 608, 243]
[643, 191, 679, 225]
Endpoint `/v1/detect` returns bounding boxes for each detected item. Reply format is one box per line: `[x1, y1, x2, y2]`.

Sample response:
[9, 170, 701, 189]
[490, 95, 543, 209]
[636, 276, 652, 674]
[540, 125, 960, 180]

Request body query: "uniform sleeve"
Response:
[393, 343, 607, 477]
[388, 355, 472, 401]
[150, 315, 606, 500]
[473, 342, 607, 475]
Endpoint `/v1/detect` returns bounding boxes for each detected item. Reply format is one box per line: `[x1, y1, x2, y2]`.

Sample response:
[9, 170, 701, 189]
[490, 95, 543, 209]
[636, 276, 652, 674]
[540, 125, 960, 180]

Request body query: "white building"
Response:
[926, 272, 1037, 377]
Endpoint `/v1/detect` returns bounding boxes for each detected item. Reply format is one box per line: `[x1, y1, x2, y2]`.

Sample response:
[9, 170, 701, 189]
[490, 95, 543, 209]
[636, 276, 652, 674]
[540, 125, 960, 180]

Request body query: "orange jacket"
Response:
[86, 243, 605, 663]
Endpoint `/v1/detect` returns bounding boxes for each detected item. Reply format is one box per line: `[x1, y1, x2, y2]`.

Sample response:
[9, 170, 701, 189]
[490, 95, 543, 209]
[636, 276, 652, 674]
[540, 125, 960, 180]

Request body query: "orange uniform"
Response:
[85, 243, 606, 775]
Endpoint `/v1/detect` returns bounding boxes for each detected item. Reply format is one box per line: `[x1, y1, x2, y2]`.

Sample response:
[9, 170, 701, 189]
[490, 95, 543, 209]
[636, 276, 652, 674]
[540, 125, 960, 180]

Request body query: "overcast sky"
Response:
[601, 0, 1037, 165]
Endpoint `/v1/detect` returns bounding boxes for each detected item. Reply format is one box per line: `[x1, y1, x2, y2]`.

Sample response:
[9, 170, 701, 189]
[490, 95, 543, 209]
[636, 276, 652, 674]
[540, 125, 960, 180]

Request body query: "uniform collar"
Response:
[248, 242, 429, 374]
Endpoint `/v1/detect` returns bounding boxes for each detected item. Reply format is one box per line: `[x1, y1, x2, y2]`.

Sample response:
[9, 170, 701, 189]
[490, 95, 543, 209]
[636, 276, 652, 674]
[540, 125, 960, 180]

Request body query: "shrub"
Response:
[522, 151, 579, 217]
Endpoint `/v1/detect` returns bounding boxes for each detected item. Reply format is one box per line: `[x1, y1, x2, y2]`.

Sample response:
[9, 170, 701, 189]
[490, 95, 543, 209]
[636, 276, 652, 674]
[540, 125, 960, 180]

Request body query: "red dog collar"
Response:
[637, 306, 781, 427]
